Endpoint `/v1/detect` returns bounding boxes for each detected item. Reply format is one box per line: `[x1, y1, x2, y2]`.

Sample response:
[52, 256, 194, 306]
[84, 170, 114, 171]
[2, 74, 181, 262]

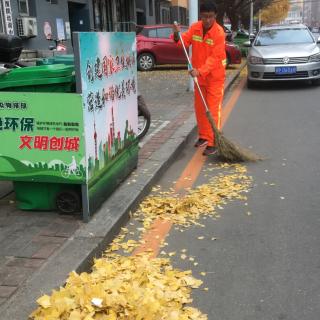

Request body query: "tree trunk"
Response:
[216, 12, 224, 26]
[227, 10, 240, 31]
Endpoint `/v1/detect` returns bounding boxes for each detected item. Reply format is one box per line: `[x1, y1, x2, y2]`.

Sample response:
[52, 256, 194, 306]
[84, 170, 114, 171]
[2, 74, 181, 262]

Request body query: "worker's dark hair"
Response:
[200, 0, 218, 13]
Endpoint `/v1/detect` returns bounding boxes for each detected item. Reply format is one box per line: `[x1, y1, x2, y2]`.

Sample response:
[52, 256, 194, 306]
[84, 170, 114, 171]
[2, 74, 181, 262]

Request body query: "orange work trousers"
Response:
[194, 80, 224, 147]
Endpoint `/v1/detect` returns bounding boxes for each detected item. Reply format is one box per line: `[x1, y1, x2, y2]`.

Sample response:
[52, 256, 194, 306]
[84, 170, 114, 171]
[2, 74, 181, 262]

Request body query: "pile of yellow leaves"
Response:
[30, 254, 206, 320]
[31, 164, 252, 320]
[137, 164, 252, 228]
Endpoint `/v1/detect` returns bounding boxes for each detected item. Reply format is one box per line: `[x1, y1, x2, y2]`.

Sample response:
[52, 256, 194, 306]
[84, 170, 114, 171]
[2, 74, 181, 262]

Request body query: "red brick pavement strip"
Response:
[31, 243, 63, 259]
[138, 109, 194, 166]
[0, 286, 17, 299]
[39, 218, 82, 238]
[5, 257, 45, 269]
[0, 266, 33, 286]
[0, 235, 65, 289]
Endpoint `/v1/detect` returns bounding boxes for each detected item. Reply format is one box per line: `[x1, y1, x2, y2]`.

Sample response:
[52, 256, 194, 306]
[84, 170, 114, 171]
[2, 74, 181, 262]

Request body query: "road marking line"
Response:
[133, 219, 173, 257]
[221, 77, 246, 127]
[133, 147, 205, 258]
[173, 148, 206, 192]
[133, 76, 244, 258]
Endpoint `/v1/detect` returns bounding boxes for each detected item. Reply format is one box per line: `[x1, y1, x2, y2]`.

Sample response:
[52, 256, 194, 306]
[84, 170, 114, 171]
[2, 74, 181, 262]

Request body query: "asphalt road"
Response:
[134, 76, 320, 320]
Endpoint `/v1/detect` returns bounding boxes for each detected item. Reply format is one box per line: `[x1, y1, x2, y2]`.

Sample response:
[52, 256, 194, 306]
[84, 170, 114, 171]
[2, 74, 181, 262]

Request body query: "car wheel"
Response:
[311, 79, 320, 86]
[138, 53, 155, 71]
[247, 78, 256, 89]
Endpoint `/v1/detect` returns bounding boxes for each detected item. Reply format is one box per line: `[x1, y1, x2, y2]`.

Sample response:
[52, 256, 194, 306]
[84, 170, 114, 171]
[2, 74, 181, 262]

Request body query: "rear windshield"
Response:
[137, 27, 188, 38]
[255, 28, 314, 46]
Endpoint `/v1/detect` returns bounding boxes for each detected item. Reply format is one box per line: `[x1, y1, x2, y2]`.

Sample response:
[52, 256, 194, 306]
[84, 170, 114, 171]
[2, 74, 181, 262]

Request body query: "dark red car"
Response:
[136, 24, 242, 71]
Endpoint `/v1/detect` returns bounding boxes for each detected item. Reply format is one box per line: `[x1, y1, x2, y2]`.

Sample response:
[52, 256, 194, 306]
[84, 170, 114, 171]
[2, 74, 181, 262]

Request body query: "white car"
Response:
[246, 24, 320, 88]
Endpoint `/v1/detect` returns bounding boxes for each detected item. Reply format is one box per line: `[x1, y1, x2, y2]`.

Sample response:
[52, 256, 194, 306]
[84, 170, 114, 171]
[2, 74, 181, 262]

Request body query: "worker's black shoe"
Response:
[202, 146, 218, 156]
[194, 138, 208, 147]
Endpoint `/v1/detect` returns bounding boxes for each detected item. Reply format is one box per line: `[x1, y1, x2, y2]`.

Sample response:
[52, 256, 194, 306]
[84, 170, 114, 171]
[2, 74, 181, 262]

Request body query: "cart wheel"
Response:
[56, 190, 81, 214]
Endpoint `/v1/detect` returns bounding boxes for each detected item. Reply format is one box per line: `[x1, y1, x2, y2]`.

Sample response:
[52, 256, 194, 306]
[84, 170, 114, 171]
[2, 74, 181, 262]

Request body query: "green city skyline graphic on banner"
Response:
[74, 31, 139, 215]
[0, 92, 85, 184]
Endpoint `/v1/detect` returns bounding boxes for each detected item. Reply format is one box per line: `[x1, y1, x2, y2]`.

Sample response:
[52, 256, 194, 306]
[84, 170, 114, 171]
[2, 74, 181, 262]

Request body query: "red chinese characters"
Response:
[19, 136, 80, 151]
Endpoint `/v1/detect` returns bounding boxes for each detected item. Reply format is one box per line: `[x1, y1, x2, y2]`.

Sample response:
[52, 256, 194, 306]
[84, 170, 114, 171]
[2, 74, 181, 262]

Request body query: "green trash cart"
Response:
[0, 64, 81, 213]
[0, 64, 76, 93]
[36, 54, 75, 67]
[0, 32, 139, 221]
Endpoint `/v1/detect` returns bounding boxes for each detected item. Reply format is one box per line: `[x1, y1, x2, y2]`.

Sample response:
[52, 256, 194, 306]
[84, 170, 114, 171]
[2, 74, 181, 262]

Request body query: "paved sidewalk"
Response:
[0, 62, 245, 319]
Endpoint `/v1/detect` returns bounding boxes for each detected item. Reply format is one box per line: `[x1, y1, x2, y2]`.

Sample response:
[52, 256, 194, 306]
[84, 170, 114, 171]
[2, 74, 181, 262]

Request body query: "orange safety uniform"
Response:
[176, 21, 226, 146]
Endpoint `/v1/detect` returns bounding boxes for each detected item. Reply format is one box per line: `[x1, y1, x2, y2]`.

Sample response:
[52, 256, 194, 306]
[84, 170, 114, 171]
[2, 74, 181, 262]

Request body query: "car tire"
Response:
[247, 78, 256, 89]
[311, 79, 320, 86]
[138, 53, 155, 71]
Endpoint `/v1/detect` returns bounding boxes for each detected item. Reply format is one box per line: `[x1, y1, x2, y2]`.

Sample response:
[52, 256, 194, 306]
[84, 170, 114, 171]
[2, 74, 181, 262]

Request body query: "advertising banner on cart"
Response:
[74, 32, 138, 214]
[0, 93, 85, 184]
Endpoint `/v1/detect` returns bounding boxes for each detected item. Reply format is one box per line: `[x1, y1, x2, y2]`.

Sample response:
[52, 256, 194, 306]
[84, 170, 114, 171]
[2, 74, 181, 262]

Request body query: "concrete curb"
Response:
[0, 62, 246, 320]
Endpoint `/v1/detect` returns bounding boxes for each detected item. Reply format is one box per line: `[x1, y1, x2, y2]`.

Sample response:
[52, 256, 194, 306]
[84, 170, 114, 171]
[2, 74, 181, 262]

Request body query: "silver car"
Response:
[247, 24, 320, 88]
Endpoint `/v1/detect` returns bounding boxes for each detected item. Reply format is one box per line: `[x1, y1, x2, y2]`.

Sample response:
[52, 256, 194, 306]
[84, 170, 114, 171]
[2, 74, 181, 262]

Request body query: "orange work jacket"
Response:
[176, 21, 226, 86]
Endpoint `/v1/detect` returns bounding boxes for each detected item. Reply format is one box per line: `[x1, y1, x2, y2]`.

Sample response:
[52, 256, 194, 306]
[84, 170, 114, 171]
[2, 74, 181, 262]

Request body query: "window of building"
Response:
[149, 0, 153, 16]
[93, 0, 114, 32]
[0, 2, 5, 34]
[116, 0, 132, 31]
[18, 0, 29, 15]
[161, 7, 170, 24]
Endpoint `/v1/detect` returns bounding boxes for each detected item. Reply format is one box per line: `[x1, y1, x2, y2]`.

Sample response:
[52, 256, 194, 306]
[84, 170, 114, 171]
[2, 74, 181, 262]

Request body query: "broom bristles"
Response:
[206, 111, 261, 162]
[216, 132, 261, 162]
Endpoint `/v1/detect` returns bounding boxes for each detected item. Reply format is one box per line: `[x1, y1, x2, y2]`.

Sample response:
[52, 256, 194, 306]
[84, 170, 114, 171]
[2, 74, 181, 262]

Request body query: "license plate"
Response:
[275, 66, 297, 75]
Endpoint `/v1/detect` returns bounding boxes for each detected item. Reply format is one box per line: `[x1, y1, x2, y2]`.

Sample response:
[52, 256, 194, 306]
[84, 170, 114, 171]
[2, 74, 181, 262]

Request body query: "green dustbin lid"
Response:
[0, 64, 75, 89]
[37, 55, 75, 66]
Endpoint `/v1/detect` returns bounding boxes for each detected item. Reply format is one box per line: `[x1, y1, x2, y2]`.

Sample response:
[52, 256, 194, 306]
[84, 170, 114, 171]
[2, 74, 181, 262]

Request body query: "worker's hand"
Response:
[172, 23, 181, 33]
[189, 69, 200, 78]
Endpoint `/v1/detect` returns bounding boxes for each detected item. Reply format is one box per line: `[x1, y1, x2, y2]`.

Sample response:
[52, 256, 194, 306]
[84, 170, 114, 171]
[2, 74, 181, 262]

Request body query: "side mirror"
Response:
[317, 36, 320, 44]
[243, 40, 252, 47]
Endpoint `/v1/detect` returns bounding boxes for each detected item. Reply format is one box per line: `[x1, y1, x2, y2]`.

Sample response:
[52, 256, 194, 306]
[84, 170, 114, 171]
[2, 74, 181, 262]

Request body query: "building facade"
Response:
[284, 0, 303, 24]
[0, 0, 189, 55]
[170, 0, 188, 26]
[135, 0, 188, 26]
[136, 0, 156, 25]
[0, 0, 93, 53]
[303, 0, 320, 27]
[92, 0, 135, 32]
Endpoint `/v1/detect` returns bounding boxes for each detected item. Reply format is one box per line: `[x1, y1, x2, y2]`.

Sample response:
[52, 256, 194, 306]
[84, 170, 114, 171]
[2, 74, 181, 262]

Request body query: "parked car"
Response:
[233, 29, 256, 56]
[311, 27, 320, 44]
[246, 24, 320, 88]
[136, 24, 241, 71]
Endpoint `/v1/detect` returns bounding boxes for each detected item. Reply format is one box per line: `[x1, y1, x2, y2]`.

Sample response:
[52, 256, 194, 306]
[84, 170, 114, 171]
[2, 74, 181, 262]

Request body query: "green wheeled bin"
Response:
[0, 64, 80, 213]
[12, 181, 81, 213]
[0, 64, 76, 93]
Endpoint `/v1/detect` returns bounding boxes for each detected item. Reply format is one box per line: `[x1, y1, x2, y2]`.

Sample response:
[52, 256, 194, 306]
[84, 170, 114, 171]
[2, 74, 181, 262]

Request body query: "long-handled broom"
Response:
[175, 22, 260, 162]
